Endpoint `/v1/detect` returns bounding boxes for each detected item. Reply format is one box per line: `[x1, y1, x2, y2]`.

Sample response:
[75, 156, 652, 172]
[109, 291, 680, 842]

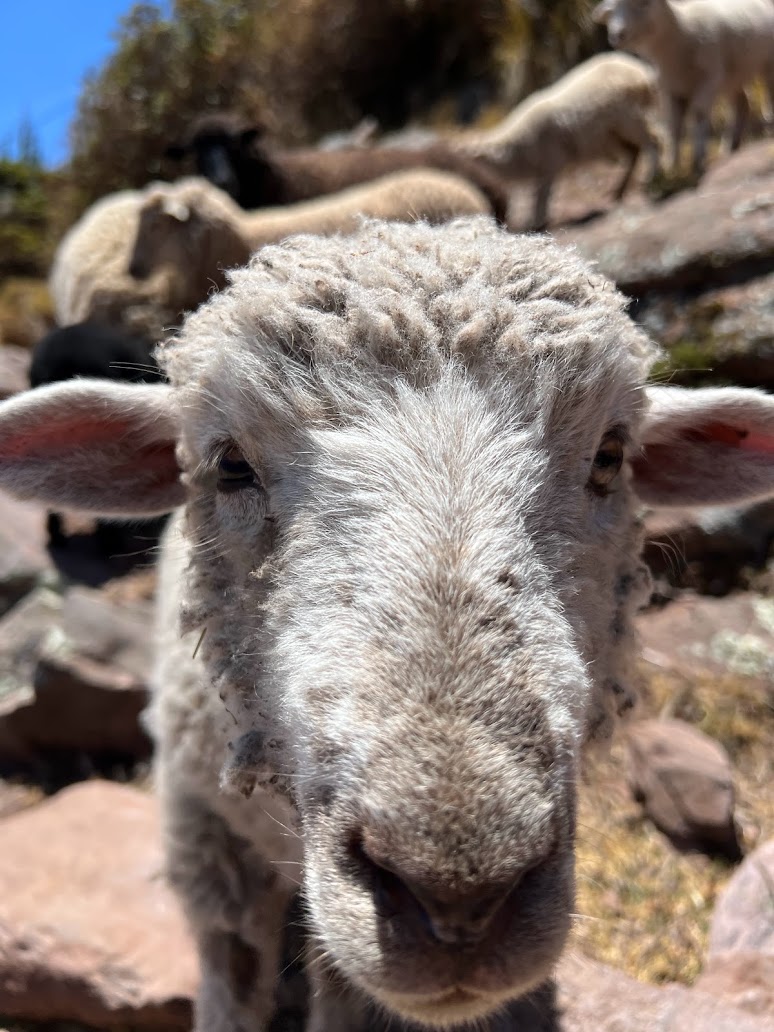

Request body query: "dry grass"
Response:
[572, 656, 774, 985]
[0, 277, 54, 349]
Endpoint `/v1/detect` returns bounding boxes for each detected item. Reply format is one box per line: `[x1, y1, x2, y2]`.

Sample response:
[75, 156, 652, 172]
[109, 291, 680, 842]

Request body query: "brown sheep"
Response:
[166, 111, 512, 221]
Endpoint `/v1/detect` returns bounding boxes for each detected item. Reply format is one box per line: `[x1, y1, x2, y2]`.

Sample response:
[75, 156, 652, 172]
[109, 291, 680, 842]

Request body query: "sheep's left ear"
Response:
[633, 385, 774, 507]
[0, 381, 185, 516]
[162, 197, 190, 222]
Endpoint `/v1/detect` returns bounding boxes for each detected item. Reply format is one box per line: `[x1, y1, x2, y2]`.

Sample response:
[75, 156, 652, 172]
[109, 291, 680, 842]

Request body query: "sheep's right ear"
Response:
[240, 125, 264, 147]
[0, 381, 185, 517]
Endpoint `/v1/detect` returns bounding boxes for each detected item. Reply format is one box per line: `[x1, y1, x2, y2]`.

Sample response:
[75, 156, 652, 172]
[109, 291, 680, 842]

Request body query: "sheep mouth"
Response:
[373, 983, 509, 1026]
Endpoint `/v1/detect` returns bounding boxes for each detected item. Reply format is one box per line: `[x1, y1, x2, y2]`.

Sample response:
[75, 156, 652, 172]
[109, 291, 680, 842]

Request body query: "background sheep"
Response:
[49, 187, 184, 341]
[452, 52, 661, 229]
[593, 0, 774, 175]
[4, 218, 774, 1030]
[127, 170, 494, 312]
[165, 110, 512, 221]
[29, 320, 167, 582]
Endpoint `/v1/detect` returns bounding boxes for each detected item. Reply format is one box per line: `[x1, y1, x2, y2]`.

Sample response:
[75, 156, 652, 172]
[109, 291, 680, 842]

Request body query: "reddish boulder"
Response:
[0, 491, 49, 617]
[696, 951, 774, 1019]
[0, 781, 196, 1028]
[709, 838, 774, 956]
[557, 952, 774, 1031]
[0, 586, 153, 763]
[625, 718, 741, 859]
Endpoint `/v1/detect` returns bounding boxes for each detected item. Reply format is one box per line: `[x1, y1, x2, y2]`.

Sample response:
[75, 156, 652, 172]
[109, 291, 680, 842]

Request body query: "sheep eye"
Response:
[217, 445, 257, 493]
[588, 431, 624, 496]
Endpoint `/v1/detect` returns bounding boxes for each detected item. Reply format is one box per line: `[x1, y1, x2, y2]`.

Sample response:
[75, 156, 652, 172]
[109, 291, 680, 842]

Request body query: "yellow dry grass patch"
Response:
[0, 277, 53, 349]
[572, 657, 774, 985]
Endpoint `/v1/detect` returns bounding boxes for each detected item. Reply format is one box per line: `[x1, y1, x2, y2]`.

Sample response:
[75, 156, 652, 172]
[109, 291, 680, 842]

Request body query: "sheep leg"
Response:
[613, 144, 639, 201]
[728, 90, 750, 152]
[530, 178, 553, 231]
[689, 75, 722, 177]
[163, 792, 291, 1031]
[666, 95, 687, 174]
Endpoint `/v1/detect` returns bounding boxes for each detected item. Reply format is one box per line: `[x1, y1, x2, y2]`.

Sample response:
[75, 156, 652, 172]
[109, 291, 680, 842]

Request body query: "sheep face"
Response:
[594, 0, 658, 50]
[7, 220, 774, 1027]
[162, 221, 655, 1025]
[128, 194, 197, 281]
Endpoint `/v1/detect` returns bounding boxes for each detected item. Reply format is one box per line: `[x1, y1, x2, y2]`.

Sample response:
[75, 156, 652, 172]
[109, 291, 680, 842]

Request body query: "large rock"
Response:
[557, 952, 774, 1031]
[0, 781, 196, 1028]
[0, 490, 50, 617]
[695, 952, 774, 1019]
[560, 163, 774, 295]
[0, 345, 31, 400]
[625, 718, 741, 858]
[638, 592, 774, 684]
[0, 586, 153, 763]
[708, 838, 774, 956]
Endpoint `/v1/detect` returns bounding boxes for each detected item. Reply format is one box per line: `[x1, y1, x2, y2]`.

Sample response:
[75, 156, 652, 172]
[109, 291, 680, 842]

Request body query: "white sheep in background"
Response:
[126, 170, 493, 313]
[593, 0, 774, 176]
[453, 52, 661, 229]
[5, 219, 774, 1030]
[49, 188, 182, 341]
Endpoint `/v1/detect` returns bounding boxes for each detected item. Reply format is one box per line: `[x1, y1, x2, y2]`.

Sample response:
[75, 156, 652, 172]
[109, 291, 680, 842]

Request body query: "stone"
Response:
[625, 718, 741, 859]
[0, 780, 196, 1028]
[557, 952, 774, 1031]
[708, 838, 774, 956]
[0, 587, 153, 763]
[559, 155, 774, 295]
[695, 951, 774, 1019]
[638, 592, 774, 684]
[0, 345, 31, 401]
[0, 490, 50, 618]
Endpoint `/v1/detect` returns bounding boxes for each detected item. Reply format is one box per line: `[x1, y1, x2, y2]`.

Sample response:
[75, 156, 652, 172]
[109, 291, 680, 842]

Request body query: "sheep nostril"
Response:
[343, 830, 526, 947]
[345, 832, 420, 919]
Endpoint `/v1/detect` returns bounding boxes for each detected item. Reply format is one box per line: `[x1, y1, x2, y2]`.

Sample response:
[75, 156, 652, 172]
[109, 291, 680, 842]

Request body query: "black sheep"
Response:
[30, 322, 167, 584]
[166, 112, 512, 222]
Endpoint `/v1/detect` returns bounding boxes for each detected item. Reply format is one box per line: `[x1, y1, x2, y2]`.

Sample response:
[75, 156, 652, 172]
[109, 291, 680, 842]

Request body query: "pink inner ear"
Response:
[684, 422, 774, 455]
[3, 415, 134, 459]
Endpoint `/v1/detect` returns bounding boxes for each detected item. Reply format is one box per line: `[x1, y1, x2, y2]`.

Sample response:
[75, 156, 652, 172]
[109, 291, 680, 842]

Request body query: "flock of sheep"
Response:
[3, 2, 774, 1031]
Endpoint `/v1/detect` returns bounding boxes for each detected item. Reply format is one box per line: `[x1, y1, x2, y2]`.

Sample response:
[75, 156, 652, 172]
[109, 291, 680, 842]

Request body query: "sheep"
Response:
[165, 111, 512, 221]
[29, 321, 163, 389]
[593, 0, 774, 176]
[49, 188, 184, 341]
[452, 52, 662, 229]
[127, 170, 494, 314]
[4, 218, 774, 1030]
[29, 320, 167, 577]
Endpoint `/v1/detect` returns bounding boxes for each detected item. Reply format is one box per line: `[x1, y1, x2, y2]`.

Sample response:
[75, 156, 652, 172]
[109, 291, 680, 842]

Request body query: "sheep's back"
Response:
[245, 169, 492, 250]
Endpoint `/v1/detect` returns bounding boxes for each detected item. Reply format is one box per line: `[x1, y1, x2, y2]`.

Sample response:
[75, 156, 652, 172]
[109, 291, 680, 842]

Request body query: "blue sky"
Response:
[1, 2, 166, 167]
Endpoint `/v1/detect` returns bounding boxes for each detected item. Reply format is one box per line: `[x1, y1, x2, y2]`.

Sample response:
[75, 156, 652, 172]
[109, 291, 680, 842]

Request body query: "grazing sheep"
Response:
[453, 52, 661, 229]
[127, 170, 494, 313]
[29, 321, 166, 577]
[165, 111, 512, 221]
[5, 219, 774, 1030]
[49, 188, 183, 340]
[593, 0, 774, 175]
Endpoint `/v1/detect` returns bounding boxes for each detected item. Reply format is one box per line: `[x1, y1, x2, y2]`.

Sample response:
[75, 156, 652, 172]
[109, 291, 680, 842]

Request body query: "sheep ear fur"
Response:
[0, 381, 185, 516]
[633, 385, 774, 507]
[161, 197, 190, 222]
